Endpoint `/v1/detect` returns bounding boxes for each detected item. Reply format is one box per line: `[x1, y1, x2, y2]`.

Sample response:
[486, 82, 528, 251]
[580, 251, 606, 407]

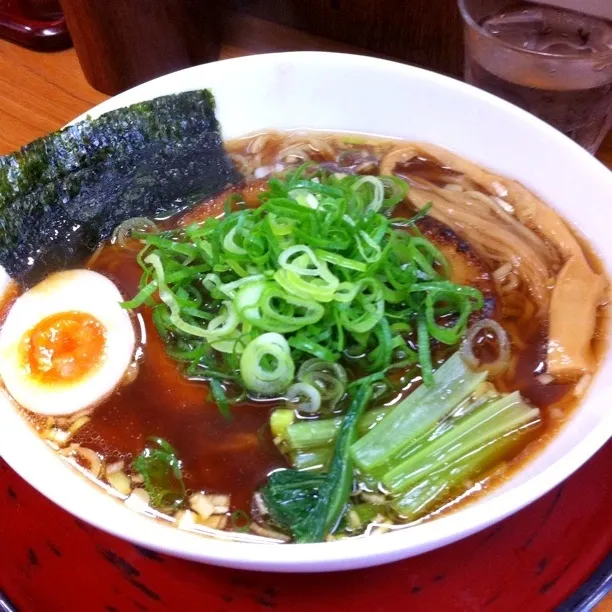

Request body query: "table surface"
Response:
[0, 11, 611, 611]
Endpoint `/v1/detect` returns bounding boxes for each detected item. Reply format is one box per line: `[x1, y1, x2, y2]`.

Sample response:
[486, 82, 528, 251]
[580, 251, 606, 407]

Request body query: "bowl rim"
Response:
[1, 50, 611, 572]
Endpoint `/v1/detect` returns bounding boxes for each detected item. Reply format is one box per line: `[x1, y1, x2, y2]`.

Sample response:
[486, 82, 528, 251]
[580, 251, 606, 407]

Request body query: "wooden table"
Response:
[1, 10, 611, 160]
[0, 13, 611, 611]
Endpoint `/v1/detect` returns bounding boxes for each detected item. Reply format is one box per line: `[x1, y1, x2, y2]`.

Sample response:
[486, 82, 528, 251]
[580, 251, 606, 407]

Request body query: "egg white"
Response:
[0, 270, 136, 416]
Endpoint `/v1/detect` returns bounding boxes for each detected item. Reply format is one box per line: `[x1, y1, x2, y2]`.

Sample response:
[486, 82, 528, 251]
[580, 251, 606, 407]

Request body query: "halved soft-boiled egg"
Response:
[0, 270, 135, 416]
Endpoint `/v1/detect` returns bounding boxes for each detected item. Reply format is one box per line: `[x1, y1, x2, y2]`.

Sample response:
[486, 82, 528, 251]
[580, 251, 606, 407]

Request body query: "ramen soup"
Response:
[0, 129, 607, 544]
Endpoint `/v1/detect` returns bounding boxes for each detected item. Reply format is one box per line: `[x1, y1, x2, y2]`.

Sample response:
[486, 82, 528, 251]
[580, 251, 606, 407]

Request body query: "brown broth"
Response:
[5, 130, 607, 538]
[86, 184, 540, 518]
[82, 244, 287, 512]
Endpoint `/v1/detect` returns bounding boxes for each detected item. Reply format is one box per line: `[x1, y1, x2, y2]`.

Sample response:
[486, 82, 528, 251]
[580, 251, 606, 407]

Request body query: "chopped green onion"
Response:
[315, 249, 367, 272]
[239, 332, 295, 395]
[132, 437, 185, 510]
[417, 315, 434, 386]
[278, 245, 321, 276]
[295, 358, 347, 410]
[123, 166, 484, 419]
[286, 382, 322, 414]
[231, 510, 251, 532]
[209, 379, 232, 420]
[351, 176, 385, 212]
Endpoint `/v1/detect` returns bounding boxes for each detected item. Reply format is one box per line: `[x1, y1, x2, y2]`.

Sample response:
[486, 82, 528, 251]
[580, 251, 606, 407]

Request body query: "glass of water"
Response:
[458, 0, 612, 153]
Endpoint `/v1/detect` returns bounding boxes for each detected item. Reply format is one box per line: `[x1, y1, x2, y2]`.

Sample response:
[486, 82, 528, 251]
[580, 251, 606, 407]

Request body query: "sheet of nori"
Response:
[0, 90, 242, 286]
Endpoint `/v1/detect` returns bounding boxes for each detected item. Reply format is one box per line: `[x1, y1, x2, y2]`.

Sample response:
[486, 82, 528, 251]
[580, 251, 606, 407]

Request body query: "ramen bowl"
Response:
[0, 52, 610, 572]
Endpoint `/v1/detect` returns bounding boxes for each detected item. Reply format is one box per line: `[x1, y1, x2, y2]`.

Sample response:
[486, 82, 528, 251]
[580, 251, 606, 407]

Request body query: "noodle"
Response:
[212, 129, 607, 380]
[378, 141, 606, 379]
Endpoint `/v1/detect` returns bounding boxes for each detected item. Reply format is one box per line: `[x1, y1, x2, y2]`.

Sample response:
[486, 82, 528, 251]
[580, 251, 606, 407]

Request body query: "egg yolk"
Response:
[21, 311, 107, 385]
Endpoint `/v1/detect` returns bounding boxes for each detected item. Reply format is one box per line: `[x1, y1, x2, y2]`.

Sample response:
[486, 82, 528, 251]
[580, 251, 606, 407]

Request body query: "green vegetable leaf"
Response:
[260, 384, 373, 543]
[132, 437, 186, 510]
[260, 470, 327, 533]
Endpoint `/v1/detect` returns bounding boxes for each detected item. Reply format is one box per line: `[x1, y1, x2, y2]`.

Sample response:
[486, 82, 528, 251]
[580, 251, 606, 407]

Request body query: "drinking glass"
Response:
[458, 0, 612, 153]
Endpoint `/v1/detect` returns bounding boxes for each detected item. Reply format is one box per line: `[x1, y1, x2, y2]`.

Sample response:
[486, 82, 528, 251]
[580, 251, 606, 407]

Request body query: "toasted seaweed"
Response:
[0, 90, 242, 286]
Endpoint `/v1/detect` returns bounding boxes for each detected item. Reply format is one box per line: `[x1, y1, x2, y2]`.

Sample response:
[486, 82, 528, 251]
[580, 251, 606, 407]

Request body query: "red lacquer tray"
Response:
[0, 441, 610, 611]
[0, 0, 70, 50]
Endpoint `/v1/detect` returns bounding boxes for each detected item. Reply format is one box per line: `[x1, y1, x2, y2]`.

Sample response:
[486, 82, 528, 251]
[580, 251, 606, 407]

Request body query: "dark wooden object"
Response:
[57, 0, 222, 95]
[0, 0, 70, 50]
[227, 0, 465, 75]
[17, 0, 61, 19]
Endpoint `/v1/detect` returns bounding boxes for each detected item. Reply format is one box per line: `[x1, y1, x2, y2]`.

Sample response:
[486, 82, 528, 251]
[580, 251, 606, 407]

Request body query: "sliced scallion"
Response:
[123, 165, 484, 415]
[240, 332, 295, 395]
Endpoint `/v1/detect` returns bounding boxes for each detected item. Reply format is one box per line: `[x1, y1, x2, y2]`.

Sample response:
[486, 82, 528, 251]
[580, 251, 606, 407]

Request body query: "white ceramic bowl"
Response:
[0, 52, 611, 572]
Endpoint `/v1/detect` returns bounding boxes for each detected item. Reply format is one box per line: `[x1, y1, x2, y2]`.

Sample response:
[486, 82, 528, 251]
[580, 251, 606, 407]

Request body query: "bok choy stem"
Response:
[392, 421, 538, 519]
[351, 353, 487, 474]
[383, 391, 540, 494]
[290, 448, 333, 471]
[282, 405, 391, 451]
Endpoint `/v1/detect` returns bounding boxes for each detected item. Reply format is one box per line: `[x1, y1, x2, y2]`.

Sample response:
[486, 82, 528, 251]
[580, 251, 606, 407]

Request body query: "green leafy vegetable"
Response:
[272, 359, 541, 530]
[384, 391, 540, 495]
[260, 384, 373, 543]
[351, 353, 487, 474]
[305, 384, 373, 541]
[346, 503, 379, 531]
[260, 470, 327, 534]
[132, 437, 186, 510]
[390, 393, 540, 519]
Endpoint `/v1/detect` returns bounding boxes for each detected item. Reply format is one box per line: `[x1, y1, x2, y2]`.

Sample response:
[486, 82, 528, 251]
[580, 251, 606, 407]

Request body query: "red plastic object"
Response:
[0, 0, 70, 50]
[0, 442, 610, 611]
